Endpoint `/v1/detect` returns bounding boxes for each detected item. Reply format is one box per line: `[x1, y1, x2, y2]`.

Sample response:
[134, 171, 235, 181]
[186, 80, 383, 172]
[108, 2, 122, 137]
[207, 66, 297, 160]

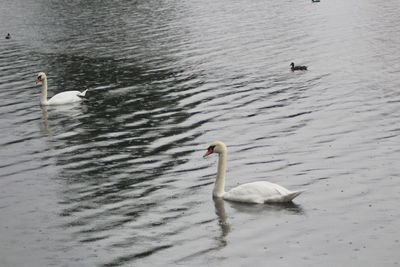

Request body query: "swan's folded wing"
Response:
[77, 89, 88, 98]
[48, 91, 83, 105]
[224, 182, 282, 204]
[224, 181, 303, 203]
[265, 190, 304, 203]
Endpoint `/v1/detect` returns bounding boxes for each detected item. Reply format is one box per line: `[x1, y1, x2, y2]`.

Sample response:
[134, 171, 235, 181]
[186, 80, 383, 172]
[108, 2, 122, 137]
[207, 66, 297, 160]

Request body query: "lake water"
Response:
[1, 0, 400, 266]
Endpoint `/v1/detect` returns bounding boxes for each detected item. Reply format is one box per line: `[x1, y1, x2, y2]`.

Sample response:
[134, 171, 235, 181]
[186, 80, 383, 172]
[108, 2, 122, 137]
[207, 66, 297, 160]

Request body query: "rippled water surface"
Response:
[1, 0, 400, 266]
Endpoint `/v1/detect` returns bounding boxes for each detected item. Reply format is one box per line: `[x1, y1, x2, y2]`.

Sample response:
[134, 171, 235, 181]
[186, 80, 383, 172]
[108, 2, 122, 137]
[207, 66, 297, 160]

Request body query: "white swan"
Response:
[35, 72, 88, 105]
[203, 141, 303, 203]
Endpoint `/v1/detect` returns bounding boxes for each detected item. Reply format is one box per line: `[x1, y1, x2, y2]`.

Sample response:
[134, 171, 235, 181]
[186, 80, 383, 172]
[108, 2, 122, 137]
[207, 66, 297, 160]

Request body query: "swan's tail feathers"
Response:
[77, 89, 88, 99]
[282, 190, 304, 202]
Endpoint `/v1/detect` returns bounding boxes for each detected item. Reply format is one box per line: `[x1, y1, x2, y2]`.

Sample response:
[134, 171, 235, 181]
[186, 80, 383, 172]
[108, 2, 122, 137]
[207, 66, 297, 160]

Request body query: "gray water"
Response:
[1, 0, 400, 266]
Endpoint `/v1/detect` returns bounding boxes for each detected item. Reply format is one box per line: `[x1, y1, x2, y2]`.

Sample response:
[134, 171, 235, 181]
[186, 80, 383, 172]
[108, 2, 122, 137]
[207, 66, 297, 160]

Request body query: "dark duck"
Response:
[290, 62, 307, 71]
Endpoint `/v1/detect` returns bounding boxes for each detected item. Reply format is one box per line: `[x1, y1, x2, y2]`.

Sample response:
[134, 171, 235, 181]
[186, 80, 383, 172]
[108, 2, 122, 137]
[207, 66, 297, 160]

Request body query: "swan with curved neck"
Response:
[35, 72, 88, 105]
[203, 141, 303, 203]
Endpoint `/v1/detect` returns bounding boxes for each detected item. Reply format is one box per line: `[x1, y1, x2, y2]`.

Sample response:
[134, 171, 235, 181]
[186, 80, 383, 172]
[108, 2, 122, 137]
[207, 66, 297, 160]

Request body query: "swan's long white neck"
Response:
[213, 150, 227, 198]
[40, 77, 49, 105]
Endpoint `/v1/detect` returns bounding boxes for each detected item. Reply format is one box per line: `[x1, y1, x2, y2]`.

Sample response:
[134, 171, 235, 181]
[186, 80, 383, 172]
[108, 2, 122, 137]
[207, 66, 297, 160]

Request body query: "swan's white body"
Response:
[36, 72, 87, 105]
[204, 141, 303, 204]
[223, 181, 303, 203]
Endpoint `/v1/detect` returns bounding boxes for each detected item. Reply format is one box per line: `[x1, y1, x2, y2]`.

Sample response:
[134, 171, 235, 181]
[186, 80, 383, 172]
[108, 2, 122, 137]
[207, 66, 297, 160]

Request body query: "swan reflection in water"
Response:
[213, 197, 231, 246]
[213, 197, 304, 247]
[227, 200, 304, 215]
[40, 103, 88, 137]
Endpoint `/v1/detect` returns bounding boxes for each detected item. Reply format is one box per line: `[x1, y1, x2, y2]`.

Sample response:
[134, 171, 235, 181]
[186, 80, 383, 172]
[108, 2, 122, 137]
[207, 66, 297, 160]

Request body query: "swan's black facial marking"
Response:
[35, 74, 44, 84]
[207, 145, 216, 152]
[203, 145, 216, 157]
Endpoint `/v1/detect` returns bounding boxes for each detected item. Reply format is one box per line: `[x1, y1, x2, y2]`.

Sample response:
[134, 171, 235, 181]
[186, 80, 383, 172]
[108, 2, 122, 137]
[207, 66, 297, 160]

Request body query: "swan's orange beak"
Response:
[203, 146, 214, 157]
[203, 150, 213, 157]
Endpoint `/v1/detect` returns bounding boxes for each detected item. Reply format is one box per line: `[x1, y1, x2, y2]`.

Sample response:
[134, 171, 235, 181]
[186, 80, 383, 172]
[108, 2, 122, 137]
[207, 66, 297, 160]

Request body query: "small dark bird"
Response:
[312, 0, 320, 2]
[290, 62, 307, 71]
[5, 33, 11, 39]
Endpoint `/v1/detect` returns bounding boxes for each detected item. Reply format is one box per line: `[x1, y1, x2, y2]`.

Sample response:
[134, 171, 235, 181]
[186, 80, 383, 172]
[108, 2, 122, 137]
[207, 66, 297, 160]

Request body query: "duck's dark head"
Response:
[290, 62, 295, 67]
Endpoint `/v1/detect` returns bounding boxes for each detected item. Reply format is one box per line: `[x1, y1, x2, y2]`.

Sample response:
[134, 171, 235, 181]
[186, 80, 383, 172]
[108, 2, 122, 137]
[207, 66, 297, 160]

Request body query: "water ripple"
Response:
[1, 0, 400, 266]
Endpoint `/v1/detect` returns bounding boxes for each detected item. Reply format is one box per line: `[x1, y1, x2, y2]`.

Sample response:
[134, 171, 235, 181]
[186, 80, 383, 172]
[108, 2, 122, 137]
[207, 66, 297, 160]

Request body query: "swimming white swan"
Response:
[35, 72, 88, 105]
[203, 141, 303, 203]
